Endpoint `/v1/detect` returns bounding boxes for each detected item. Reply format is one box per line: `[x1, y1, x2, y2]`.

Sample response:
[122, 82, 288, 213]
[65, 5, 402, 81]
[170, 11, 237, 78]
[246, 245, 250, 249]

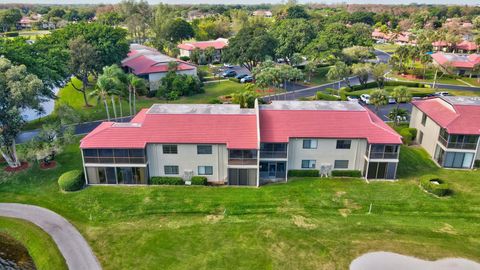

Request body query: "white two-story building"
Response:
[410, 96, 480, 169]
[80, 101, 402, 186]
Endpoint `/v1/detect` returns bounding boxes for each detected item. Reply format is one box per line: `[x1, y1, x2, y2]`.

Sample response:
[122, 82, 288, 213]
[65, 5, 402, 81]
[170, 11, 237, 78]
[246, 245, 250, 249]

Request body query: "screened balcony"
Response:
[438, 129, 478, 150]
[260, 143, 287, 159]
[228, 149, 258, 165]
[367, 144, 400, 159]
[83, 149, 147, 164]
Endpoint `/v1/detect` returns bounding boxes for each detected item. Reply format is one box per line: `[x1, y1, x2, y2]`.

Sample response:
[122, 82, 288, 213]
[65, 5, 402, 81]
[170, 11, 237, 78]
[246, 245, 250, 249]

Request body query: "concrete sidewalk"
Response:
[0, 203, 102, 270]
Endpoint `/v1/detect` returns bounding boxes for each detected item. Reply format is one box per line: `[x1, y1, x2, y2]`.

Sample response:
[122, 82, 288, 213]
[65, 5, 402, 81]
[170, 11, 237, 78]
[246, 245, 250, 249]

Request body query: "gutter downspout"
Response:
[255, 99, 261, 187]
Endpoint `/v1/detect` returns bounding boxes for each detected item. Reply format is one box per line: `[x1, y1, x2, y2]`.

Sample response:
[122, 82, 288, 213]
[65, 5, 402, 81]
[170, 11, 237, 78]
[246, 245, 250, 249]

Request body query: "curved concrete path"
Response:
[351, 251, 480, 270]
[0, 203, 101, 270]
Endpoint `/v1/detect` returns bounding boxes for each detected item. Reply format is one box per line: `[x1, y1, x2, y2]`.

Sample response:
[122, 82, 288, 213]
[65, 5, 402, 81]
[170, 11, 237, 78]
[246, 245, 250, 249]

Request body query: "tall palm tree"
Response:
[126, 74, 147, 115]
[102, 65, 127, 119]
[370, 89, 389, 112]
[90, 76, 114, 121]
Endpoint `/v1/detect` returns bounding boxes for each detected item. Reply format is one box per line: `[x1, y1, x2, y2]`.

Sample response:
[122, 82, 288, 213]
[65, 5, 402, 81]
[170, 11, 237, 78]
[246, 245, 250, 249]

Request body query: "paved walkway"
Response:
[0, 203, 102, 270]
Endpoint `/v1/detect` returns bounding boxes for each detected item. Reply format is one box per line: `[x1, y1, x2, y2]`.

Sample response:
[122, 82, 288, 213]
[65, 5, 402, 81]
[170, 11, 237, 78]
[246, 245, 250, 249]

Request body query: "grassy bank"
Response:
[0, 217, 67, 270]
[1, 139, 480, 269]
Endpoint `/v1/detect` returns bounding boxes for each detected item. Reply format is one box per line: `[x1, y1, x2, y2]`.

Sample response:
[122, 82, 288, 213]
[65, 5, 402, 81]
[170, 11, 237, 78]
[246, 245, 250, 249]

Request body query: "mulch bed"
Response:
[40, 161, 57, 170]
[4, 162, 29, 172]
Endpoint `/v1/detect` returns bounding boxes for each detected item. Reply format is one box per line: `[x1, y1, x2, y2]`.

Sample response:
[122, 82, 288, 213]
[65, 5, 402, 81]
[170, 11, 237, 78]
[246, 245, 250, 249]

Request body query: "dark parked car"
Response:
[222, 70, 237, 78]
[235, 74, 248, 80]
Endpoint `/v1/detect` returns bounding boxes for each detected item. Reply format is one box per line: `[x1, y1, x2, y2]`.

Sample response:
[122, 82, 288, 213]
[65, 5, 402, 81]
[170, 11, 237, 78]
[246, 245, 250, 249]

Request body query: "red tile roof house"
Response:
[410, 96, 480, 169]
[432, 40, 478, 53]
[177, 38, 228, 63]
[121, 44, 197, 91]
[430, 52, 480, 76]
[80, 100, 402, 186]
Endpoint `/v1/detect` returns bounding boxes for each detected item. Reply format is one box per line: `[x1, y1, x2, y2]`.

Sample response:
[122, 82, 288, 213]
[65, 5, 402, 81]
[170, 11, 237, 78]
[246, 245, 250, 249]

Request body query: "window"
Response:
[301, 160, 316, 168]
[336, 140, 351, 149]
[418, 131, 424, 144]
[163, 145, 178, 154]
[303, 139, 317, 149]
[164, 166, 179, 175]
[334, 160, 349, 169]
[421, 113, 427, 126]
[198, 166, 213, 175]
[443, 152, 474, 169]
[197, 145, 212, 154]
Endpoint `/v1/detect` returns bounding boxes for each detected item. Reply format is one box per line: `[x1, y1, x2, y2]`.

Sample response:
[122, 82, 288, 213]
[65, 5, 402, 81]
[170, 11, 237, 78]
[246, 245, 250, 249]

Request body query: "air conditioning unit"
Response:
[183, 170, 194, 185]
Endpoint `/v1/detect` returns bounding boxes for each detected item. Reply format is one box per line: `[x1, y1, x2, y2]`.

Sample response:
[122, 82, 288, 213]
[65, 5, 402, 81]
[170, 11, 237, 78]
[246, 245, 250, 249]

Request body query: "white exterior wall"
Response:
[179, 49, 192, 58]
[287, 138, 368, 171]
[148, 68, 198, 90]
[409, 106, 442, 158]
[147, 143, 228, 182]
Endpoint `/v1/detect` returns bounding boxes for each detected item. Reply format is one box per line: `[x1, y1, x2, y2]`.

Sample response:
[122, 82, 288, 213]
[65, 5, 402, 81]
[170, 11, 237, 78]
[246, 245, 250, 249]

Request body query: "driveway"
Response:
[365, 103, 413, 121]
[0, 203, 102, 270]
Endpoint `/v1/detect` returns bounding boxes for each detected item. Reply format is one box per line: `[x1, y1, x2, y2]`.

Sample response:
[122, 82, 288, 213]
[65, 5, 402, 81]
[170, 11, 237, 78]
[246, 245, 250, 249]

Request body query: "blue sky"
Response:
[1, 0, 479, 5]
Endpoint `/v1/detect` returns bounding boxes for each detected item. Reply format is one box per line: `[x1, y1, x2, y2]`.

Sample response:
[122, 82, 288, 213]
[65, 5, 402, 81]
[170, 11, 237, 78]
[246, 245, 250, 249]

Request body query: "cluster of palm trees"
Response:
[90, 65, 147, 121]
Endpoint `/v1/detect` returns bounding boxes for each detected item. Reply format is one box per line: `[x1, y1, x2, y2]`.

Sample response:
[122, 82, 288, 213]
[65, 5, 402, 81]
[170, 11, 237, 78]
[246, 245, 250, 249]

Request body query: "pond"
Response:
[0, 233, 36, 270]
[21, 87, 59, 122]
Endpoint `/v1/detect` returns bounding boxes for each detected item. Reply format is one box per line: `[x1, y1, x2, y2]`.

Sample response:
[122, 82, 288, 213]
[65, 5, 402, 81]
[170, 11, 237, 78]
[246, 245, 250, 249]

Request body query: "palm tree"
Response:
[370, 89, 389, 112]
[126, 74, 147, 115]
[388, 108, 409, 125]
[101, 65, 127, 119]
[90, 76, 114, 121]
[391, 86, 412, 125]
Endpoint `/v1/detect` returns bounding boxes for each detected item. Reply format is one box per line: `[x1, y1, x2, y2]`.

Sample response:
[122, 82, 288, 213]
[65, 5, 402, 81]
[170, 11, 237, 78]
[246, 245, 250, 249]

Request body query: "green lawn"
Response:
[345, 86, 480, 98]
[0, 217, 67, 270]
[1, 139, 480, 269]
[24, 79, 248, 130]
[306, 66, 332, 86]
[374, 43, 400, 54]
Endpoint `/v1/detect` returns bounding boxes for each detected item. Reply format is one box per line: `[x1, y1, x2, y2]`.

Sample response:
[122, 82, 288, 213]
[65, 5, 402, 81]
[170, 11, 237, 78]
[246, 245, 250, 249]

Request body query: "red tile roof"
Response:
[456, 40, 478, 51]
[412, 97, 480, 135]
[80, 107, 259, 149]
[431, 52, 480, 69]
[178, 39, 228, 51]
[259, 107, 402, 144]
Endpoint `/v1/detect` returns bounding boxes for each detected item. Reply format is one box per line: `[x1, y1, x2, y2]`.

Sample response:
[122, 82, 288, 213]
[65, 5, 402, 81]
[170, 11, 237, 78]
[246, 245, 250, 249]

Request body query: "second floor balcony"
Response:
[438, 129, 478, 150]
[228, 149, 258, 166]
[83, 148, 147, 164]
[367, 144, 400, 160]
[260, 143, 288, 159]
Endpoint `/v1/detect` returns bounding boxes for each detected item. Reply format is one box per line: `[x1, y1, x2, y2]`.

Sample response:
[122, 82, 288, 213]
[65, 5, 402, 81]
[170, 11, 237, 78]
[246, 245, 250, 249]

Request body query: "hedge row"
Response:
[3, 32, 19, 37]
[58, 170, 84, 192]
[287, 170, 319, 177]
[191, 176, 208, 185]
[150, 177, 184, 185]
[347, 80, 426, 92]
[331, 170, 362, 177]
[228, 77, 240, 83]
[316, 91, 341, 101]
[475, 160, 480, 168]
[420, 175, 452, 197]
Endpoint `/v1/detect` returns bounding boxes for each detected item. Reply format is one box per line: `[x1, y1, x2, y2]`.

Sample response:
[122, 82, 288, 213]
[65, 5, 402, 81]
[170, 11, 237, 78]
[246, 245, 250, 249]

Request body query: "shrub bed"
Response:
[331, 170, 362, 177]
[385, 81, 425, 88]
[58, 170, 84, 191]
[228, 78, 240, 83]
[399, 128, 415, 145]
[420, 175, 452, 197]
[191, 176, 208, 185]
[150, 177, 184, 185]
[316, 92, 340, 101]
[179, 56, 190, 61]
[288, 170, 319, 177]
[474, 160, 480, 168]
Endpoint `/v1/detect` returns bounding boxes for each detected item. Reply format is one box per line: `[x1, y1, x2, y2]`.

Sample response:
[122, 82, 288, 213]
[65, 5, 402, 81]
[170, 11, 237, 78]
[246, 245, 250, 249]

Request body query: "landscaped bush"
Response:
[351, 81, 378, 91]
[331, 170, 362, 177]
[179, 56, 190, 61]
[405, 127, 417, 140]
[58, 170, 84, 192]
[400, 128, 413, 145]
[150, 177, 184, 185]
[191, 176, 208, 185]
[288, 170, 319, 177]
[385, 81, 425, 88]
[420, 175, 452, 197]
[316, 92, 340, 101]
[228, 77, 240, 83]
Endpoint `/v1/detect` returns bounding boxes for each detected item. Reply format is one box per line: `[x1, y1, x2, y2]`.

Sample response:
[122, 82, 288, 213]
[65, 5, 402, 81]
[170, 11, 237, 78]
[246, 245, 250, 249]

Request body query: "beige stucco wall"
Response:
[287, 138, 368, 171]
[410, 106, 442, 158]
[147, 143, 228, 182]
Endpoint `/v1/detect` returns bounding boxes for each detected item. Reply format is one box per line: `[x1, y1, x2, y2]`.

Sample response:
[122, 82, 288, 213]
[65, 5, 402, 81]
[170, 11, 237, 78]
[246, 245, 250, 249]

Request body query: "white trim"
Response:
[84, 163, 148, 168]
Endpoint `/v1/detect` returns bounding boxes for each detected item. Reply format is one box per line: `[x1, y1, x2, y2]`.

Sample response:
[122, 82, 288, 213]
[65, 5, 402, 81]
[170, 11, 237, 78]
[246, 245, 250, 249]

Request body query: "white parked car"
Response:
[360, 94, 371, 104]
[435, 91, 449, 96]
[347, 96, 359, 102]
[223, 63, 234, 68]
[388, 96, 397, 104]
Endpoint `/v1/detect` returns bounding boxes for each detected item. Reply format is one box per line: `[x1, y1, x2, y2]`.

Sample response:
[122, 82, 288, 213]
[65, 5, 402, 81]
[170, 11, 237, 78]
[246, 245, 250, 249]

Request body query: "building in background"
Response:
[178, 38, 228, 63]
[122, 44, 197, 91]
[430, 52, 480, 76]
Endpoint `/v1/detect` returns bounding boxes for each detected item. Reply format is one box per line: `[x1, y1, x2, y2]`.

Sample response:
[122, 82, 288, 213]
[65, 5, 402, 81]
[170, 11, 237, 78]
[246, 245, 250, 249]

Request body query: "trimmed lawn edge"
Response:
[0, 217, 68, 270]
